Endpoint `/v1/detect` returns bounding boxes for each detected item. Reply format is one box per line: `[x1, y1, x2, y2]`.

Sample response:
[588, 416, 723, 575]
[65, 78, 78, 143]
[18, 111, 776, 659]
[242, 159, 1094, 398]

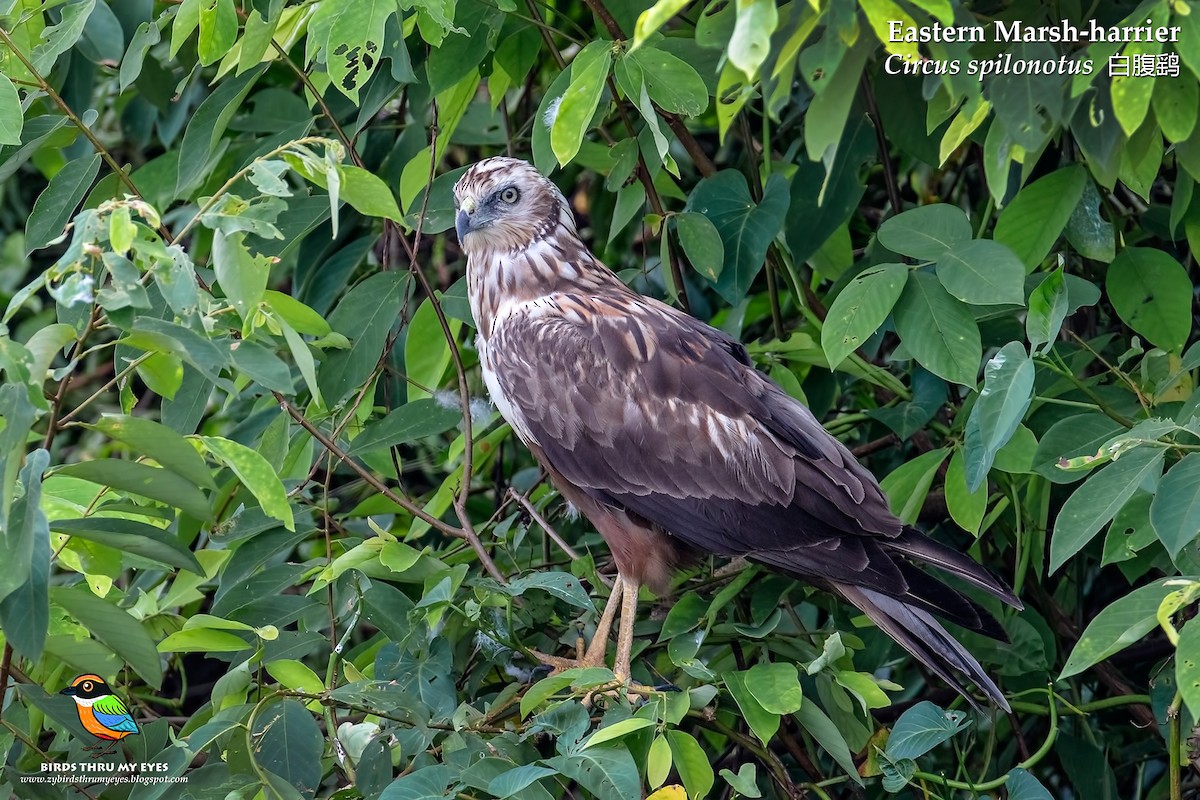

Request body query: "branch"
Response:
[508, 487, 581, 561]
[579, 0, 716, 176]
[860, 73, 902, 217]
[0, 26, 170, 240]
[274, 393, 506, 583]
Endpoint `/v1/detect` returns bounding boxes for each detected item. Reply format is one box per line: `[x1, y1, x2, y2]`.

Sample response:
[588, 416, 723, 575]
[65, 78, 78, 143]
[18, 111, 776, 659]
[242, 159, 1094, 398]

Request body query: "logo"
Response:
[59, 674, 140, 758]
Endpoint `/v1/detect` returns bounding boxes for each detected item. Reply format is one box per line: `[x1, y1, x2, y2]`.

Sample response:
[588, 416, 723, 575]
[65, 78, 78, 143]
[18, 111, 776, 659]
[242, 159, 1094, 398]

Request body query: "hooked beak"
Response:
[455, 197, 488, 242]
[455, 209, 474, 241]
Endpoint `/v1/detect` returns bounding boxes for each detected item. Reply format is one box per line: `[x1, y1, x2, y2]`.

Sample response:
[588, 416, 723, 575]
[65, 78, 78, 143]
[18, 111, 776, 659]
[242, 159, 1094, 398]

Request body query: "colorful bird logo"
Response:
[60, 674, 139, 757]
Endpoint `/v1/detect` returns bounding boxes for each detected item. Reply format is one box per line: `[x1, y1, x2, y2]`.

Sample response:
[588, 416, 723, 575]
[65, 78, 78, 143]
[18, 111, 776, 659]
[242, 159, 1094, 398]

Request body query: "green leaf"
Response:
[51, 586, 163, 689]
[821, 263, 907, 368]
[963, 342, 1034, 491]
[632, 0, 691, 49]
[350, 399, 462, 455]
[0, 450, 49, 605]
[200, 436, 294, 531]
[266, 659, 325, 696]
[197, 0, 237, 66]
[945, 448, 986, 536]
[0, 385, 36, 523]
[1050, 447, 1165, 573]
[674, 211, 724, 281]
[795, 700, 861, 784]
[213, 231, 271, 327]
[785, 116, 874, 265]
[1106, 247, 1192, 352]
[719, 763, 761, 798]
[551, 41, 612, 165]
[1150, 453, 1200, 559]
[1178, 619, 1200, 719]
[175, 66, 264, 196]
[50, 517, 203, 574]
[26, 154, 101, 254]
[1153, 71, 1199, 142]
[506, 572, 595, 612]
[935, 240, 1026, 306]
[487, 764, 559, 798]
[892, 272, 981, 387]
[544, 748, 642, 798]
[657, 590, 710, 641]
[54, 459, 212, 521]
[619, 46, 708, 117]
[319, 271, 411, 406]
[667, 730, 715, 800]
[30, 0, 95, 74]
[405, 297, 462, 401]
[727, 0, 777, 79]
[744, 662, 803, 714]
[0, 457, 49, 661]
[723, 670, 780, 745]
[582, 717, 655, 749]
[250, 699, 324, 798]
[647, 734, 673, 788]
[326, 0, 397, 101]
[265, 291, 332, 337]
[229, 339, 295, 394]
[1112, 39, 1162, 136]
[337, 164, 403, 222]
[26, 324, 77, 392]
[687, 171, 789, 304]
[993, 166, 1087, 271]
[158, 627, 252, 653]
[876, 204, 971, 261]
[0, 73, 22, 146]
[84, 414, 215, 490]
[1065, 181, 1116, 262]
[884, 701, 969, 760]
[1005, 768, 1053, 800]
[1060, 578, 1184, 679]
[803, 42, 869, 163]
[880, 448, 948, 525]
[1027, 268, 1069, 354]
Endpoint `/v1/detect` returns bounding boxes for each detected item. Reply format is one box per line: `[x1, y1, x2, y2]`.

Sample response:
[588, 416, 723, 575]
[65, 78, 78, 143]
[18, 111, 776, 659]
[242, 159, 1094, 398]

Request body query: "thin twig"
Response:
[273, 393, 506, 583]
[507, 488, 581, 561]
[0, 26, 169, 239]
[860, 72, 902, 218]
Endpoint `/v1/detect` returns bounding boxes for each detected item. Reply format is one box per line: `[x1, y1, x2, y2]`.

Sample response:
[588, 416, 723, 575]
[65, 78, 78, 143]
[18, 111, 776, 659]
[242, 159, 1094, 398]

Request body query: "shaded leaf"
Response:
[1050, 448, 1166, 573]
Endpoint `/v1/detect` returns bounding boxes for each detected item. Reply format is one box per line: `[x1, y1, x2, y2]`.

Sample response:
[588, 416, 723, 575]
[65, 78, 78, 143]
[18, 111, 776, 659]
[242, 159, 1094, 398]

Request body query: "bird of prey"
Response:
[61, 674, 139, 757]
[453, 156, 1021, 710]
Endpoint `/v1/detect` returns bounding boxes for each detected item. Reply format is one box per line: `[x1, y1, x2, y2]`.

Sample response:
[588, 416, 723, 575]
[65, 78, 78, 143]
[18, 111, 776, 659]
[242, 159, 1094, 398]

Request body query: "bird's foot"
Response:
[525, 648, 660, 704]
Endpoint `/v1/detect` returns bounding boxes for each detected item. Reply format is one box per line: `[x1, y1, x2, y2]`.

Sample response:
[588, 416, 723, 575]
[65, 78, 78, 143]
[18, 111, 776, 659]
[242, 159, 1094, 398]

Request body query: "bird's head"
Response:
[453, 157, 575, 254]
[61, 674, 111, 701]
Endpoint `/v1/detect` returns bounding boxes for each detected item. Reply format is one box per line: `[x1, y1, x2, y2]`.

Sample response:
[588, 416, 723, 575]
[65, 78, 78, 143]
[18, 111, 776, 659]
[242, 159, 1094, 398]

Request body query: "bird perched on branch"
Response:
[454, 156, 1021, 710]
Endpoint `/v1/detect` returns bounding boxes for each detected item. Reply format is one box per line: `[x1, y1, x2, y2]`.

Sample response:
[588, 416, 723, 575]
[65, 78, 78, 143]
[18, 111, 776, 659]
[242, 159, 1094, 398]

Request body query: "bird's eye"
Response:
[500, 187, 520, 204]
[82, 682, 92, 690]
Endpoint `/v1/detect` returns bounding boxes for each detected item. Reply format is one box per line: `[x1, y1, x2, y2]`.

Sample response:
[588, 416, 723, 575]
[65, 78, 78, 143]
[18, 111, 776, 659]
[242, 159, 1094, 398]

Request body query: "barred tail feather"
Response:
[836, 583, 1009, 713]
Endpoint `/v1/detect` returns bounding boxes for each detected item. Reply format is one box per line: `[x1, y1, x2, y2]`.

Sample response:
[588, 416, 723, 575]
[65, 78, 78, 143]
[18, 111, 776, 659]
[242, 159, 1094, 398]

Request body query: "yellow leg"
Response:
[530, 575, 625, 672]
[613, 578, 640, 683]
[580, 575, 624, 668]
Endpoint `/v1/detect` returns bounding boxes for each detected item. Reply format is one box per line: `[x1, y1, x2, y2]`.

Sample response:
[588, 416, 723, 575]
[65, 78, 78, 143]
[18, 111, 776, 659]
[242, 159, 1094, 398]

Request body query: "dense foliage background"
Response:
[1, 0, 1199, 797]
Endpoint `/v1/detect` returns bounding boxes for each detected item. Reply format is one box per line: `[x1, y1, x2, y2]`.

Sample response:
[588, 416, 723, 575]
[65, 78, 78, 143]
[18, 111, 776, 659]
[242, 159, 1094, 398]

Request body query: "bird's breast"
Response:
[477, 330, 539, 445]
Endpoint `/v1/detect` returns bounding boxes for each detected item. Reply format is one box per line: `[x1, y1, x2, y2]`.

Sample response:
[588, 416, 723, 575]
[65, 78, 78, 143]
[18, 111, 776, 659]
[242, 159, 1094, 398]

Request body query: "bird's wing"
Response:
[92, 695, 138, 733]
[490, 291, 917, 590]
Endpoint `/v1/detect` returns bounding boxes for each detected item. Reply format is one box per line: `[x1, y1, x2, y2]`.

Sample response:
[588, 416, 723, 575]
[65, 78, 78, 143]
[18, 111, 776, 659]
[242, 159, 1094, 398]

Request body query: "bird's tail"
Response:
[835, 583, 1010, 713]
[891, 526, 1023, 610]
